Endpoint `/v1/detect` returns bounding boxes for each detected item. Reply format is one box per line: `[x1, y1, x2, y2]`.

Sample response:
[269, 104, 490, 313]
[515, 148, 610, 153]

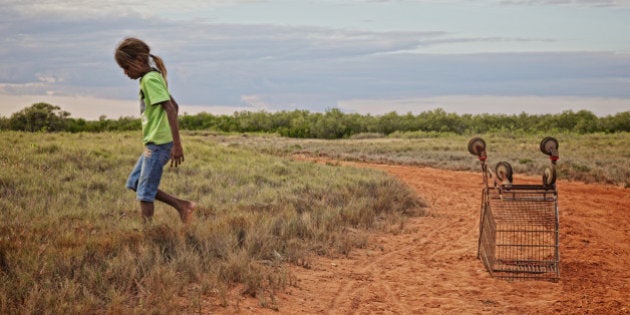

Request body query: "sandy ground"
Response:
[206, 162, 630, 314]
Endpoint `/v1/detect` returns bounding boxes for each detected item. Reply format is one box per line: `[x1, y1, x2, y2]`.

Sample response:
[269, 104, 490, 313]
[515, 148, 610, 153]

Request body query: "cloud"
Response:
[1, 0, 266, 17]
[343, 0, 630, 6]
[240, 95, 271, 110]
[0, 93, 256, 119]
[497, 0, 630, 6]
[2, 0, 630, 116]
[338, 95, 630, 116]
[215, 51, 630, 108]
[0, 4, 468, 104]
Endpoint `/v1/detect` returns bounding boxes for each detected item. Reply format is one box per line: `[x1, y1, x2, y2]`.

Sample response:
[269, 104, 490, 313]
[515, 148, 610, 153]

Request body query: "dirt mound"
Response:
[209, 163, 630, 314]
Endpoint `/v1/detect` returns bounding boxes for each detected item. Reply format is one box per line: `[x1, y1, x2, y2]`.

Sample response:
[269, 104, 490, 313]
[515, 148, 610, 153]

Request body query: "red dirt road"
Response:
[213, 163, 630, 314]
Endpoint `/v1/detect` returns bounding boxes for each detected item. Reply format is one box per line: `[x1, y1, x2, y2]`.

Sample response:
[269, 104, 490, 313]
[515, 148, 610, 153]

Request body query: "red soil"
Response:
[207, 161, 630, 314]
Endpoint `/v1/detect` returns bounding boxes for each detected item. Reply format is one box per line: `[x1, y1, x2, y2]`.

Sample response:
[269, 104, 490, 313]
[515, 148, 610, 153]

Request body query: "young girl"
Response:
[115, 37, 195, 223]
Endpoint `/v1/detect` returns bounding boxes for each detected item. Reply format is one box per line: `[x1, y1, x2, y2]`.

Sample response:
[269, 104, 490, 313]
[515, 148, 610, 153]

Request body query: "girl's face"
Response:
[120, 59, 150, 80]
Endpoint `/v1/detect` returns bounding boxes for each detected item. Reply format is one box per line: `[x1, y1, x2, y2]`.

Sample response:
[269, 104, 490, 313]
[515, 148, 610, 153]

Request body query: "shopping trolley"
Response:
[468, 137, 560, 281]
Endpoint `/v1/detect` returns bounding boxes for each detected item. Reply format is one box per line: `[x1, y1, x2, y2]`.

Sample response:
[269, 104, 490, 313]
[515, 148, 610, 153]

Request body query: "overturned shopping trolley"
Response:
[468, 137, 560, 282]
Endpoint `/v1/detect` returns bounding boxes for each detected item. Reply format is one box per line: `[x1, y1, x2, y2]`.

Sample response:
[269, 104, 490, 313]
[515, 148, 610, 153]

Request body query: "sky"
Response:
[1, 0, 630, 119]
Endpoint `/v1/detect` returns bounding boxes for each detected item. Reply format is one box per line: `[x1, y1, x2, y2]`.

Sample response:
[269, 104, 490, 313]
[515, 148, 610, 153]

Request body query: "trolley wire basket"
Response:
[469, 137, 560, 281]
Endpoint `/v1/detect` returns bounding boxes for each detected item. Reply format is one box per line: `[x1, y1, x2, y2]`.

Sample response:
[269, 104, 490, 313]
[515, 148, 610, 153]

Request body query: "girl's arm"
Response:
[162, 96, 184, 167]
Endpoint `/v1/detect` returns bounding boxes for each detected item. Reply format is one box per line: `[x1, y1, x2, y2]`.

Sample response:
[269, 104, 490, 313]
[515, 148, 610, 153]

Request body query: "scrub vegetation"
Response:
[0, 131, 425, 313]
[208, 131, 630, 188]
[2, 103, 629, 136]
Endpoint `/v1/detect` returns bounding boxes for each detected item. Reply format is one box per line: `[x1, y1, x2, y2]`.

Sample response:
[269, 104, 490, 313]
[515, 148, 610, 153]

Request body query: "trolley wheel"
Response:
[468, 137, 486, 156]
[495, 161, 513, 184]
[540, 137, 559, 156]
[543, 166, 557, 186]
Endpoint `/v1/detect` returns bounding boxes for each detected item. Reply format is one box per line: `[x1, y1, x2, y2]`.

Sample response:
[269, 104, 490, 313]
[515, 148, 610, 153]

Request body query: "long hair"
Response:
[115, 37, 168, 85]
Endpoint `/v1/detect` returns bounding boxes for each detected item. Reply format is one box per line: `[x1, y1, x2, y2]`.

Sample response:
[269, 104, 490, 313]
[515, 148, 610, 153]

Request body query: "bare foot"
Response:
[178, 201, 196, 224]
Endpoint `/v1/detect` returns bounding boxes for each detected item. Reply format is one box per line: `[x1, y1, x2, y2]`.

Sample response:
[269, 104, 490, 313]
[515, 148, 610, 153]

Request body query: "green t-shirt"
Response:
[139, 71, 172, 145]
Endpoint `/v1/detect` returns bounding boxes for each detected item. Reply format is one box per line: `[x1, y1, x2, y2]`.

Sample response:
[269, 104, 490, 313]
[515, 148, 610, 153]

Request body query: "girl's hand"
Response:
[161, 98, 184, 167]
[170, 143, 184, 167]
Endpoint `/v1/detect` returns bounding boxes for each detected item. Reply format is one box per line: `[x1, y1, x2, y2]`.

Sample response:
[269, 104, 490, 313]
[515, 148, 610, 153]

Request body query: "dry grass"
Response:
[2, 129, 626, 313]
[0, 131, 426, 313]
[211, 131, 630, 187]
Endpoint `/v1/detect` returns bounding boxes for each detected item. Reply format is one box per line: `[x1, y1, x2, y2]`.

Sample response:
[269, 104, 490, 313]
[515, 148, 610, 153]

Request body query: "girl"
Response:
[115, 37, 195, 223]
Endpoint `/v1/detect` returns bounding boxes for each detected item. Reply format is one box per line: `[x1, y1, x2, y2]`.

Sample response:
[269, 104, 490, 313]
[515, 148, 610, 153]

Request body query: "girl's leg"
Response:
[155, 189, 196, 223]
[134, 143, 196, 223]
[140, 201, 154, 223]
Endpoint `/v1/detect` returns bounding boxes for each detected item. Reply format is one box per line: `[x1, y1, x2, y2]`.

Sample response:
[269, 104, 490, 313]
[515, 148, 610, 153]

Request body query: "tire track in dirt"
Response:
[328, 214, 450, 313]
[325, 163, 490, 314]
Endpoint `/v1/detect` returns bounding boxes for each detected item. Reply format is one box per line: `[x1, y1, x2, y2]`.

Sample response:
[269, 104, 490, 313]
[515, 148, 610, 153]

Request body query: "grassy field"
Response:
[212, 131, 630, 187]
[0, 131, 425, 313]
[1, 130, 627, 313]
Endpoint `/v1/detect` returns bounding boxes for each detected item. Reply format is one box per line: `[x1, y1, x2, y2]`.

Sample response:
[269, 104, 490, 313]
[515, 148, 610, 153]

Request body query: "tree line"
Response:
[1, 102, 629, 138]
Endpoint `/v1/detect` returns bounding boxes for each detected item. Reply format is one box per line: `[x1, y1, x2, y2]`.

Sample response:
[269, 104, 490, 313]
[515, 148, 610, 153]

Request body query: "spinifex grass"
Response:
[0, 131, 426, 313]
[214, 131, 630, 187]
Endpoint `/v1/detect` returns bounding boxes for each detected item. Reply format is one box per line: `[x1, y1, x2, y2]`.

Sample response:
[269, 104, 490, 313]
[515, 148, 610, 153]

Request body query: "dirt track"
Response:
[214, 162, 630, 314]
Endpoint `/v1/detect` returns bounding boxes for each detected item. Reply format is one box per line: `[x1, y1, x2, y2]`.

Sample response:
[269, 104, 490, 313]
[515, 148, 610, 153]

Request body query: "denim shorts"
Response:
[126, 142, 173, 202]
